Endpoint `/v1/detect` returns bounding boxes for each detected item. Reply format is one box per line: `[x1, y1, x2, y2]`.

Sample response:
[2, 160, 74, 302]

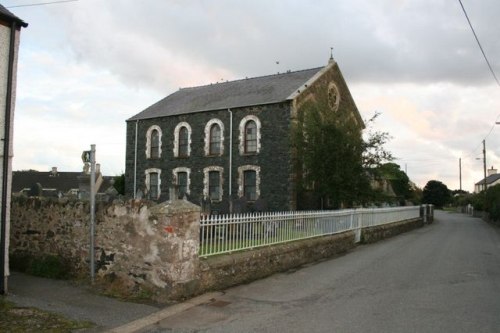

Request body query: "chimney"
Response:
[51, 167, 58, 177]
[487, 166, 497, 177]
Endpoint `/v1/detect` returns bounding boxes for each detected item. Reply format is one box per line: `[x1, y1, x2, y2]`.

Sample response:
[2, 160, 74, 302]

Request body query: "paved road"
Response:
[142, 211, 500, 333]
[6, 272, 160, 332]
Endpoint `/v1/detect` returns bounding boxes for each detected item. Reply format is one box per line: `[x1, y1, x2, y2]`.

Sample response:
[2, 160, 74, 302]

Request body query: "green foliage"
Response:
[362, 112, 394, 169]
[113, 174, 125, 195]
[485, 184, 500, 221]
[422, 180, 451, 208]
[293, 91, 372, 209]
[10, 253, 71, 279]
[377, 163, 413, 204]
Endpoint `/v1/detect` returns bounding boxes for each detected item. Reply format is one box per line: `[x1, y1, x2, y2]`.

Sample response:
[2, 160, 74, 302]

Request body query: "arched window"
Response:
[203, 166, 224, 201]
[239, 115, 261, 155]
[174, 122, 192, 158]
[179, 126, 188, 157]
[209, 124, 221, 155]
[204, 118, 224, 156]
[244, 120, 257, 153]
[150, 129, 159, 158]
[173, 167, 191, 198]
[145, 125, 162, 159]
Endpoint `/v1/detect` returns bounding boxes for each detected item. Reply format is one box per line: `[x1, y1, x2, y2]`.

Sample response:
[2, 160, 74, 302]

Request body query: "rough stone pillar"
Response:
[149, 198, 201, 298]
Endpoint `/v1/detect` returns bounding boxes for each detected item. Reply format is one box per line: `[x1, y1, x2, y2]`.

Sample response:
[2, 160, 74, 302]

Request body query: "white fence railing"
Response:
[199, 206, 422, 257]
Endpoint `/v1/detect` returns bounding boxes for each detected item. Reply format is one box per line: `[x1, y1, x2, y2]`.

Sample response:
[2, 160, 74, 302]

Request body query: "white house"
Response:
[0, 4, 27, 294]
[474, 166, 500, 193]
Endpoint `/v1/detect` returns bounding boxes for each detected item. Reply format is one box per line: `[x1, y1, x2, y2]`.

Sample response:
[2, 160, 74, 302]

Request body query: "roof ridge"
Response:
[180, 66, 324, 91]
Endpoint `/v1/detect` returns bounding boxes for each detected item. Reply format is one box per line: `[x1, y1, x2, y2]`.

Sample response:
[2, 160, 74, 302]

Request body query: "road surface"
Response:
[142, 211, 500, 333]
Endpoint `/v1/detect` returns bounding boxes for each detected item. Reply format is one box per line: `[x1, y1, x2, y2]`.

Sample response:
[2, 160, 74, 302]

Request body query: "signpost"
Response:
[82, 145, 96, 283]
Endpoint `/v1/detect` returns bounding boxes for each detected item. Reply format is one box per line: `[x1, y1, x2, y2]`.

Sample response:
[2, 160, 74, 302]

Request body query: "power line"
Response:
[6, 0, 78, 8]
[458, 0, 500, 86]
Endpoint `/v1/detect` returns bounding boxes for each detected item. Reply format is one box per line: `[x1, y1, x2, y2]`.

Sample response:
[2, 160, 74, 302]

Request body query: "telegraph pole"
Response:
[459, 158, 462, 191]
[482, 140, 487, 192]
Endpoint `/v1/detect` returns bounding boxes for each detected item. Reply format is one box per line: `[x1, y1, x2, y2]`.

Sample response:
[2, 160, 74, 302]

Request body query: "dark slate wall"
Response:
[125, 102, 293, 212]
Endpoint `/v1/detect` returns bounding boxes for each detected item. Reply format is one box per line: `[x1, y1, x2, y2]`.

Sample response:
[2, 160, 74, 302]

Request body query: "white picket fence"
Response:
[199, 206, 422, 257]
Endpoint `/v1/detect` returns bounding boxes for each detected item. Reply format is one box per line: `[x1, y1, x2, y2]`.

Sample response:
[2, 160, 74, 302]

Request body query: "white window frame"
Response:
[239, 115, 261, 155]
[172, 167, 191, 196]
[237, 165, 261, 200]
[145, 125, 162, 159]
[204, 118, 225, 156]
[173, 122, 192, 158]
[203, 166, 224, 201]
[145, 168, 161, 200]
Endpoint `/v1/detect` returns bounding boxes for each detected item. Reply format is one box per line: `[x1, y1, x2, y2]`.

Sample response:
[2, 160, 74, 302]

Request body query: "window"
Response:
[145, 168, 161, 200]
[238, 165, 260, 201]
[203, 166, 223, 201]
[209, 124, 221, 155]
[151, 129, 160, 158]
[174, 122, 192, 158]
[145, 125, 162, 159]
[244, 121, 257, 153]
[209, 171, 221, 201]
[244, 170, 256, 201]
[204, 119, 224, 156]
[239, 115, 261, 155]
[173, 167, 191, 198]
[179, 127, 189, 157]
[177, 171, 188, 198]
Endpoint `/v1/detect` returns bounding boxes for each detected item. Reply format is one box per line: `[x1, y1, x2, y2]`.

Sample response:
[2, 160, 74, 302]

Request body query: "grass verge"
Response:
[0, 297, 94, 332]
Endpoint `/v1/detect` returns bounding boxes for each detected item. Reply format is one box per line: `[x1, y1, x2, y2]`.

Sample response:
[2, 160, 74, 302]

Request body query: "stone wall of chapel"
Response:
[125, 102, 295, 212]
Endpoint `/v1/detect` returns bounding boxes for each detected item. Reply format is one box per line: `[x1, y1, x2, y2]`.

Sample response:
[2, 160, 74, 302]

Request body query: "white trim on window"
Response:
[239, 115, 261, 155]
[237, 165, 261, 200]
[204, 118, 225, 156]
[173, 122, 192, 157]
[172, 167, 191, 195]
[145, 125, 162, 159]
[145, 168, 161, 200]
[203, 166, 224, 201]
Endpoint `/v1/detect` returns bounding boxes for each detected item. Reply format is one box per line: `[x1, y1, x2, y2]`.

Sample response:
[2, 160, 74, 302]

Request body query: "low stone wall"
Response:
[361, 218, 423, 244]
[9, 197, 201, 302]
[9, 197, 426, 303]
[199, 231, 355, 292]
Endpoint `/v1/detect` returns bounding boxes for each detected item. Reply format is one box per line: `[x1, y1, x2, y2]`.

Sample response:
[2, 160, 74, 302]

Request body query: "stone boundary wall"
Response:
[199, 231, 355, 292]
[9, 197, 425, 302]
[361, 218, 423, 244]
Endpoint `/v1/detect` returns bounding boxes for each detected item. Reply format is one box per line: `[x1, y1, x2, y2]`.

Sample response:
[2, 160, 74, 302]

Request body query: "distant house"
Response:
[125, 57, 364, 212]
[12, 167, 115, 198]
[474, 167, 500, 193]
[0, 3, 28, 293]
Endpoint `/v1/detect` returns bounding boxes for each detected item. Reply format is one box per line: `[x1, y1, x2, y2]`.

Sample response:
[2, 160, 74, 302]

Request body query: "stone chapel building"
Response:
[125, 57, 363, 212]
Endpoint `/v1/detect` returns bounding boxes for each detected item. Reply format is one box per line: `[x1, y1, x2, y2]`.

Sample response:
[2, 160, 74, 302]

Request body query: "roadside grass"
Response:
[0, 297, 94, 333]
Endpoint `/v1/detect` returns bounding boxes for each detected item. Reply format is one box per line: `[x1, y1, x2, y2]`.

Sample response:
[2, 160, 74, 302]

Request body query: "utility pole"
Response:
[482, 140, 487, 192]
[459, 158, 462, 191]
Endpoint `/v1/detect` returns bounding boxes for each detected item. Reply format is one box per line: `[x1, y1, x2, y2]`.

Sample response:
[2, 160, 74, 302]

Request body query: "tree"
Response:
[377, 162, 412, 205]
[113, 174, 125, 195]
[293, 91, 376, 209]
[422, 180, 451, 208]
[362, 112, 394, 169]
[485, 184, 500, 222]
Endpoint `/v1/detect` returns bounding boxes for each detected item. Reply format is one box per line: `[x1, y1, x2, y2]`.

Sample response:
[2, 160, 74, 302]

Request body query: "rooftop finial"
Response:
[329, 47, 335, 63]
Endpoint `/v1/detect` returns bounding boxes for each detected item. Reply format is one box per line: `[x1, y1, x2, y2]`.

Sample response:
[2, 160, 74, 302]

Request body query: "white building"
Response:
[474, 167, 500, 193]
[0, 4, 27, 294]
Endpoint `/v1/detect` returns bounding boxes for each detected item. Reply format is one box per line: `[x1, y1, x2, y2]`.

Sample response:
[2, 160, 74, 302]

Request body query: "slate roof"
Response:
[0, 4, 28, 27]
[12, 170, 114, 193]
[475, 173, 500, 186]
[128, 67, 324, 121]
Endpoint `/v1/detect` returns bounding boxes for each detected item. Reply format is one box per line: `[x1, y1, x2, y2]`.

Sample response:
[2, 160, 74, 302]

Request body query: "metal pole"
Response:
[228, 109, 233, 213]
[90, 144, 96, 284]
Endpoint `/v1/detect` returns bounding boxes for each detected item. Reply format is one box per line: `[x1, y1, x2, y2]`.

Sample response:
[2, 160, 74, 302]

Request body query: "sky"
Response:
[4, 0, 500, 193]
